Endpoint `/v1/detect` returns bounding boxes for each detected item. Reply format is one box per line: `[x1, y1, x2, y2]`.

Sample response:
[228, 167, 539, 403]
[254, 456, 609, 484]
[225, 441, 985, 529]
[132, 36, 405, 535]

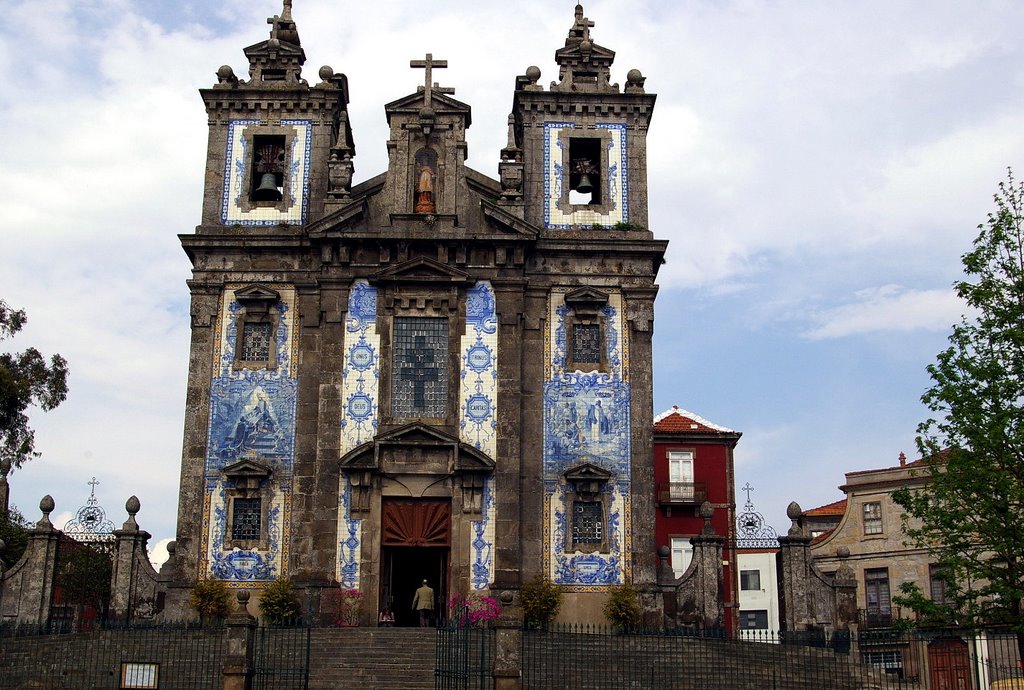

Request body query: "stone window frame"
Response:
[221, 460, 273, 552]
[564, 288, 610, 373]
[232, 286, 281, 371]
[237, 125, 299, 214]
[388, 314, 451, 422]
[563, 462, 613, 554]
[862, 500, 883, 536]
[864, 567, 892, 617]
[554, 127, 616, 217]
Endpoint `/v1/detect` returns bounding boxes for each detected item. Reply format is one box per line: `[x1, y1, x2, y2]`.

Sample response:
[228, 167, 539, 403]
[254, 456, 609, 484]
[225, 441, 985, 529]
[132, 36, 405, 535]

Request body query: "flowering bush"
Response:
[334, 588, 364, 626]
[448, 592, 502, 628]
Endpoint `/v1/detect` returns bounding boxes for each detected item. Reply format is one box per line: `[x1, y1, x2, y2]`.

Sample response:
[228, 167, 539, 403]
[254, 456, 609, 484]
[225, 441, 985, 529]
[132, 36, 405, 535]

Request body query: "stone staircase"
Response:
[308, 627, 437, 690]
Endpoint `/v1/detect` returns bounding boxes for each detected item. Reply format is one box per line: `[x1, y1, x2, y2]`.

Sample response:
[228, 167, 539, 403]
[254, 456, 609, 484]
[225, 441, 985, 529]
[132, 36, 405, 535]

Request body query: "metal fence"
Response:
[433, 624, 1024, 690]
[0, 619, 225, 690]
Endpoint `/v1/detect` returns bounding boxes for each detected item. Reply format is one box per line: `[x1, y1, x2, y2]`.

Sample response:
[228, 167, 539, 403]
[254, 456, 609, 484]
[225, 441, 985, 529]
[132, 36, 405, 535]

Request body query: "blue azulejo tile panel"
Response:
[336, 477, 362, 589]
[544, 481, 632, 589]
[341, 281, 380, 453]
[542, 377, 630, 477]
[543, 122, 628, 229]
[200, 287, 298, 584]
[470, 478, 495, 591]
[221, 119, 312, 226]
[542, 288, 631, 588]
[459, 282, 498, 458]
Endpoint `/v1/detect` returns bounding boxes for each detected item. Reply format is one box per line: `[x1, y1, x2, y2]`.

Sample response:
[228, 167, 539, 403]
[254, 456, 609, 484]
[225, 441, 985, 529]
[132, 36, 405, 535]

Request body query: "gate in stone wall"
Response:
[253, 620, 311, 690]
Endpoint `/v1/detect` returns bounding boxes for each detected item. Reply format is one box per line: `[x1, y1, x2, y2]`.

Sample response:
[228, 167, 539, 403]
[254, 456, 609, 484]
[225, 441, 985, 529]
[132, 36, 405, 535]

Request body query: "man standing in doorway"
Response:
[413, 579, 435, 627]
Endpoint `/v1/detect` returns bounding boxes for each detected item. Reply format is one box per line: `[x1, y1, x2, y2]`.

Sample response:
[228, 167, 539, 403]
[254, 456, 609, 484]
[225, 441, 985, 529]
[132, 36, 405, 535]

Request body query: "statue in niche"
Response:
[414, 148, 438, 214]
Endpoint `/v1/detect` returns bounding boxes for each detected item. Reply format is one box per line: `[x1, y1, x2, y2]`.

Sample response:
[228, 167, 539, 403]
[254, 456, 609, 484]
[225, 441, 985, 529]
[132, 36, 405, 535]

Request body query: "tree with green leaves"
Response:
[1, 300, 69, 469]
[892, 170, 1024, 644]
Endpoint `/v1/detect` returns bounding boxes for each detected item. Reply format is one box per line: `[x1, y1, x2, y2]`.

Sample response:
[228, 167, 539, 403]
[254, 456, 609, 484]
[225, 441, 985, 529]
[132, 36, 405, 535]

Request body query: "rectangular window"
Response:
[929, 564, 948, 605]
[572, 501, 603, 545]
[863, 501, 883, 535]
[392, 317, 448, 418]
[668, 451, 694, 501]
[231, 497, 261, 541]
[740, 569, 762, 591]
[572, 323, 601, 364]
[739, 610, 769, 629]
[865, 568, 891, 623]
[240, 322, 273, 362]
[670, 537, 693, 579]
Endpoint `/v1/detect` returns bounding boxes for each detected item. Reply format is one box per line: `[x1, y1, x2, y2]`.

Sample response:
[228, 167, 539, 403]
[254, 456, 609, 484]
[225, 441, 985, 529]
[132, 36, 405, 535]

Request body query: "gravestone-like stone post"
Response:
[833, 547, 858, 629]
[689, 501, 725, 630]
[110, 496, 152, 620]
[491, 589, 522, 690]
[0, 458, 10, 514]
[776, 501, 816, 630]
[223, 591, 257, 690]
[5, 496, 62, 625]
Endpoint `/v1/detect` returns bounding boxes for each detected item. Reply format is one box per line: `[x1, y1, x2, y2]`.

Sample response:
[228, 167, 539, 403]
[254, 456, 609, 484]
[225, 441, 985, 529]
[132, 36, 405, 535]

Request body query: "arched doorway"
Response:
[380, 498, 450, 627]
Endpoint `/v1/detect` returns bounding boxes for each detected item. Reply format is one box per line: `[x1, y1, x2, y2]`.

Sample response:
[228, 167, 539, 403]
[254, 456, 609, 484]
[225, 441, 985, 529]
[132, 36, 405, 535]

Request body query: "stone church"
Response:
[173, 1, 667, 623]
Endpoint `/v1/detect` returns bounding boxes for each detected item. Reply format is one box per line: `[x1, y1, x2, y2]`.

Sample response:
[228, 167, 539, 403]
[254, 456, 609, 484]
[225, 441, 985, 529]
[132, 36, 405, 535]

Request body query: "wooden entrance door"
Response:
[381, 499, 451, 626]
[929, 637, 972, 690]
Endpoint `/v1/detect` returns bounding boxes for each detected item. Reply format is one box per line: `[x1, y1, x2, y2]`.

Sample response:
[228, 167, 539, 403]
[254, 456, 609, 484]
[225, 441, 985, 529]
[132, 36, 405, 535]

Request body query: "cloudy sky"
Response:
[3, 0, 1022, 560]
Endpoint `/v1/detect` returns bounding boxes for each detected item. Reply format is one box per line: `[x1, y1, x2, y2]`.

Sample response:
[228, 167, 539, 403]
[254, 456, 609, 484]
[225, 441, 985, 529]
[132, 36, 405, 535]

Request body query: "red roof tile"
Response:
[803, 498, 847, 517]
[653, 406, 735, 434]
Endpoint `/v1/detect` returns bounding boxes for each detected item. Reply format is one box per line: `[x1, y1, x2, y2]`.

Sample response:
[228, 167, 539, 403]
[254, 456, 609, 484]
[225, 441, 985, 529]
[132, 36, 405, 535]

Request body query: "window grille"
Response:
[572, 501, 603, 545]
[241, 322, 273, 362]
[232, 498, 261, 541]
[392, 317, 448, 418]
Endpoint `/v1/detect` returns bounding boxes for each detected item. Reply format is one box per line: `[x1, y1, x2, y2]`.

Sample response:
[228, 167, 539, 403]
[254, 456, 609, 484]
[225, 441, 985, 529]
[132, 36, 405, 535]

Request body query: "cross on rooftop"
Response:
[88, 476, 100, 505]
[410, 53, 455, 107]
[741, 482, 754, 505]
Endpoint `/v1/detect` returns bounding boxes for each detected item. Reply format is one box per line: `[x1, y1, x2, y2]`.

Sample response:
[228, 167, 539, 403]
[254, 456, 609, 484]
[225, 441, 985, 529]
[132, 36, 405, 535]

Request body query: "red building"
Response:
[653, 406, 741, 631]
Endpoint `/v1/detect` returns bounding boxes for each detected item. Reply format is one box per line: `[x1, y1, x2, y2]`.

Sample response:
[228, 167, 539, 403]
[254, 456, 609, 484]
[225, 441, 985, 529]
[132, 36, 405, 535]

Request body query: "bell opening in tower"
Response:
[251, 135, 286, 202]
[569, 137, 602, 205]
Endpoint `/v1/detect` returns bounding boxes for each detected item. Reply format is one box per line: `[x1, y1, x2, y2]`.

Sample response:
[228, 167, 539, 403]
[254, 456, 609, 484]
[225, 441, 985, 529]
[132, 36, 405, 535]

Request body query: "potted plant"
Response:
[520, 576, 562, 630]
[335, 588, 364, 626]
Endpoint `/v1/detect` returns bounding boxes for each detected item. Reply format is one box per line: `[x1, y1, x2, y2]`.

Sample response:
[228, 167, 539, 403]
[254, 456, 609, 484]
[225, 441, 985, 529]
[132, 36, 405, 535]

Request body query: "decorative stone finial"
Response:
[625, 68, 646, 93]
[786, 501, 804, 536]
[317, 65, 335, 88]
[699, 501, 715, 535]
[837, 546, 850, 558]
[38, 494, 55, 528]
[216, 65, 238, 86]
[237, 590, 251, 614]
[657, 544, 670, 558]
[123, 495, 141, 530]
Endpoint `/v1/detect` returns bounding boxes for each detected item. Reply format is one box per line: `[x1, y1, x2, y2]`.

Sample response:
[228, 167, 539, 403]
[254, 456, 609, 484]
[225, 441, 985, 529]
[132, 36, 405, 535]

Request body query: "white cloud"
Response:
[803, 285, 965, 340]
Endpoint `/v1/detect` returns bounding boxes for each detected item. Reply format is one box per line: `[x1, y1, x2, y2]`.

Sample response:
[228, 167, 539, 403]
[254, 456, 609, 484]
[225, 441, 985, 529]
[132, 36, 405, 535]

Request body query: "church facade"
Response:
[174, 1, 667, 622]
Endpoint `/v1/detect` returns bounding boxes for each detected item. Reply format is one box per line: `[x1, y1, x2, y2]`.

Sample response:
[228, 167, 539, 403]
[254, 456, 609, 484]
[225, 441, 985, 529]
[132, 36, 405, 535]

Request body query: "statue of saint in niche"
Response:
[414, 148, 437, 214]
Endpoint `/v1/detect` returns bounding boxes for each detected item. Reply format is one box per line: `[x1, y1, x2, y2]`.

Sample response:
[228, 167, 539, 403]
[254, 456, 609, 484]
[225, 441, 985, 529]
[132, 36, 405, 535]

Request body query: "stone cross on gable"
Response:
[411, 53, 455, 108]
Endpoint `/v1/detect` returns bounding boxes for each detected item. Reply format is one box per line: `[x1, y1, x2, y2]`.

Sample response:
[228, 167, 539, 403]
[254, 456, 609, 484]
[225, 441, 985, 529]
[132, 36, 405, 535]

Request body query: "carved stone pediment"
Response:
[234, 284, 281, 304]
[222, 458, 273, 494]
[339, 422, 495, 475]
[564, 461, 613, 499]
[371, 257, 472, 285]
[305, 199, 369, 237]
[564, 287, 610, 308]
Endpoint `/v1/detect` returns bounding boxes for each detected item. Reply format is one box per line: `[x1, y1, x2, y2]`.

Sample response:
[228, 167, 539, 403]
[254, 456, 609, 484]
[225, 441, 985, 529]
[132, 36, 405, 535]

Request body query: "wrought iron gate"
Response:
[435, 625, 494, 690]
[253, 621, 311, 690]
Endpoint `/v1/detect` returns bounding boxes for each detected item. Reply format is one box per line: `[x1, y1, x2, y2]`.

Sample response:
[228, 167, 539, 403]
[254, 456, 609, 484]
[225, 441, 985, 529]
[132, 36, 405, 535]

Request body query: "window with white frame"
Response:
[670, 537, 693, 579]
[667, 450, 695, 501]
[863, 501, 883, 535]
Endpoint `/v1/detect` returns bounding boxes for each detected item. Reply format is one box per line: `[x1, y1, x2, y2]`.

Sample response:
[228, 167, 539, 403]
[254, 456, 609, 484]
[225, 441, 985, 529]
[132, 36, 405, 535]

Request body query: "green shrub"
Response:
[259, 578, 300, 623]
[603, 582, 642, 630]
[520, 576, 562, 629]
[189, 579, 231, 620]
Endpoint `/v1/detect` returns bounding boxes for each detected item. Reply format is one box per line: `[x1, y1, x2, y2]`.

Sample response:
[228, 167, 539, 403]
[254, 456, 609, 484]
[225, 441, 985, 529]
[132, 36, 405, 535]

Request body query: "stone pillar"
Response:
[776, 501, 816, 630]
[3, 496, 61, 625]
[689, 502, 725, 630]
[223, 591, 257, 690]
[492, 615, 523, 690]
[655, 545, 678, 628]
[832, 547, 858, 629]
[110, 496, 152, 621]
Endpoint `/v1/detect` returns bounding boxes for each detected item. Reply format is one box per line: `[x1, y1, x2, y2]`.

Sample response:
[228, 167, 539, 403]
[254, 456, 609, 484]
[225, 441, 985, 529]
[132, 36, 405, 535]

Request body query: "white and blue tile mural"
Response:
[543, 122, 628, 230]
[543, 288, 631, 590]
[460, 281, 498, 589]
[221, 119, 312, 226]
[335, 280, 379, 587]
[201, 286, 298, 585]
